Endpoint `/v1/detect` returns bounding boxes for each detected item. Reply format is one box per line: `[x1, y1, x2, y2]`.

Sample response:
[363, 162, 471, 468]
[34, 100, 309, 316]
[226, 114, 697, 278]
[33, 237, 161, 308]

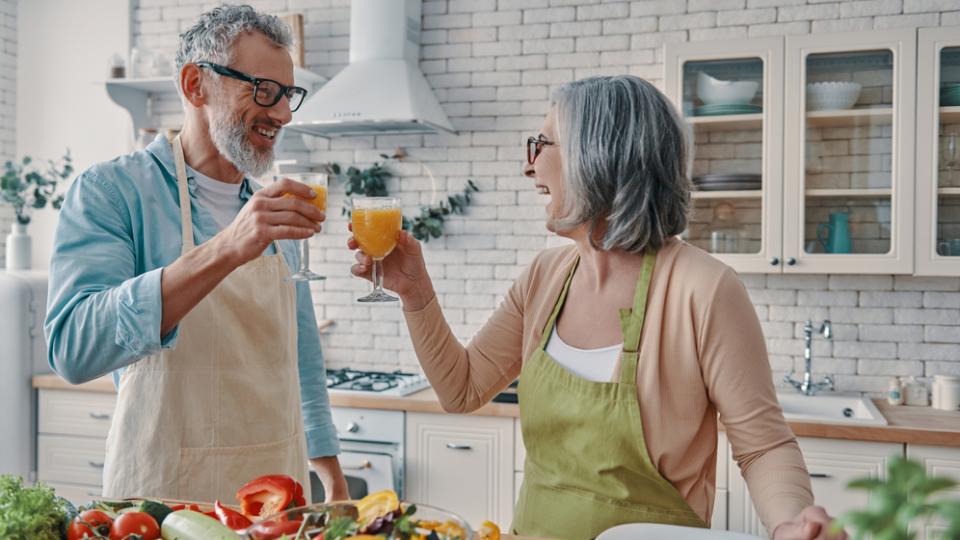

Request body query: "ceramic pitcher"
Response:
[817, 212, 851, 254]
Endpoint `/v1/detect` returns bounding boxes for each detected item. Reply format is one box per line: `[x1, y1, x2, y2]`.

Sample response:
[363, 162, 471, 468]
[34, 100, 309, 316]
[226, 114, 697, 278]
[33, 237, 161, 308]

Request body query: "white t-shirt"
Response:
[188, 165, 245, 231]
[544, 325, 622, 382]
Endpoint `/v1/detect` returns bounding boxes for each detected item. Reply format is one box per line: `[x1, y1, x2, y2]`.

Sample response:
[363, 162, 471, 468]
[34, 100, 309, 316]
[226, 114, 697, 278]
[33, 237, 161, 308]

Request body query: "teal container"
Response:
[817, 212, 852, 254]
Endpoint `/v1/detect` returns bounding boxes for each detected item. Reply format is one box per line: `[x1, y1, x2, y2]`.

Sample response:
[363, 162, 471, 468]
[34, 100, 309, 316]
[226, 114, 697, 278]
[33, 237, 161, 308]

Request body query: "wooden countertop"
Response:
[32, 374, 960, 446]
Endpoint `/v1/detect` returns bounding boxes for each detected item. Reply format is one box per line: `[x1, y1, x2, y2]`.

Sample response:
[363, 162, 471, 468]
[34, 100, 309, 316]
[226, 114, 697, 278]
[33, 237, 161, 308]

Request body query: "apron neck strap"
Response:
[538, 256, 579, 351]
[618, 251, 657, 354]
[171, 135, 195, 255]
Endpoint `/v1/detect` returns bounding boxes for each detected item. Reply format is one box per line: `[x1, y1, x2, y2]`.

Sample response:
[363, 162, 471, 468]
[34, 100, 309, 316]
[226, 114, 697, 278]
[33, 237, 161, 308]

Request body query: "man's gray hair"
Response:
[175, 4, 293, 88]
[550, 75, 691, 254]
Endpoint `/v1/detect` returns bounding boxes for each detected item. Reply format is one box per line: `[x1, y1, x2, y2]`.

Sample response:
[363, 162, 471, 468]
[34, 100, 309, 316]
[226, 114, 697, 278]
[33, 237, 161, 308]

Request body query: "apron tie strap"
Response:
[170, 135, 195, 254]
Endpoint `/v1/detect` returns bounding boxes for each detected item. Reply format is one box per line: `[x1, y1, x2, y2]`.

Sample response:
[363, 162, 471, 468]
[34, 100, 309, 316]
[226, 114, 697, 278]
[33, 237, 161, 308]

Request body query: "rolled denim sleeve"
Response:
[44, 171, 178, 384]
[288, 250, 339, 457]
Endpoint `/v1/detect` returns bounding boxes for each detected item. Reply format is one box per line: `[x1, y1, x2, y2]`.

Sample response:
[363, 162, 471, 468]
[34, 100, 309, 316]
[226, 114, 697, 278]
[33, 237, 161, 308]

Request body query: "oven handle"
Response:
[446, 443, 472, 451]
[342, 459, 373, 471]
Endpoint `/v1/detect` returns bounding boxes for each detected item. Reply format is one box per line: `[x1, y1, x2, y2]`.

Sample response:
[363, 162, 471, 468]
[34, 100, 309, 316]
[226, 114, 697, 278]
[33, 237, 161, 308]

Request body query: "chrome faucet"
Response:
[784, 319, 834, 396]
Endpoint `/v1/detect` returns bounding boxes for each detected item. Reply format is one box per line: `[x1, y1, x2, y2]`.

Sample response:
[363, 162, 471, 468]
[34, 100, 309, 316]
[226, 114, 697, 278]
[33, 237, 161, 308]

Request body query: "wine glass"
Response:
[352, 197, 402, 303]
[283, 173, 328, 282]
[942, 132, 960, 171]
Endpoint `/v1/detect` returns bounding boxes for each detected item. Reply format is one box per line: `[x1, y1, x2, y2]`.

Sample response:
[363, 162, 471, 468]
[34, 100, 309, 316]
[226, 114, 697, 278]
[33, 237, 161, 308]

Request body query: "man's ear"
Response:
[180, 63, 206, 107]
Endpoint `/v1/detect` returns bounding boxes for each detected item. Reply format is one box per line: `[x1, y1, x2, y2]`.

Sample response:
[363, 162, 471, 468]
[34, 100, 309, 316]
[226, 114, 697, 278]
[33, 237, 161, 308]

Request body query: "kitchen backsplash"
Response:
[0, 0, 16, 268]
[68, 0, 960, 394]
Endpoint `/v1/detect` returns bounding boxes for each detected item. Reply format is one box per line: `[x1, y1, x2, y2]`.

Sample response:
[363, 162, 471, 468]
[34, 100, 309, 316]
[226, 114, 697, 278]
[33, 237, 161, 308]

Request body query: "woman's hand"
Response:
[773, 506, 847, 540]
[348, 227, 436, 311]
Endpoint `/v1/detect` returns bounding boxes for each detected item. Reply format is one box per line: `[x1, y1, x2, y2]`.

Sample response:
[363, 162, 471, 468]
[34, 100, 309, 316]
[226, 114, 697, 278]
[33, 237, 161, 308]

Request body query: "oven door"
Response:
[310, 446, 397, 502]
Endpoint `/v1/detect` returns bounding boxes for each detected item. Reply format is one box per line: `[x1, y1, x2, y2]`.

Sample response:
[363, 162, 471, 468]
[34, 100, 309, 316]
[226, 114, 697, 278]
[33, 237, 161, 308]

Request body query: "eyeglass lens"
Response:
[254, 80, 305, 111]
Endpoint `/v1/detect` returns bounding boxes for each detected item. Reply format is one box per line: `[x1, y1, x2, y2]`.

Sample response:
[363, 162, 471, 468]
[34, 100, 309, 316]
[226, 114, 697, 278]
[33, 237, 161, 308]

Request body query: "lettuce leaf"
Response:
[0, 475, 71, 540]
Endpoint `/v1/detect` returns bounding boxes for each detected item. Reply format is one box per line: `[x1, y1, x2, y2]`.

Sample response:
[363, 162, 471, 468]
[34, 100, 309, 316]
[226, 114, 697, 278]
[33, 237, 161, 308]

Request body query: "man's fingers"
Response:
[265, 210, 322, 231]
[270, 225, 316, 241]
[262, 178, 316, 199]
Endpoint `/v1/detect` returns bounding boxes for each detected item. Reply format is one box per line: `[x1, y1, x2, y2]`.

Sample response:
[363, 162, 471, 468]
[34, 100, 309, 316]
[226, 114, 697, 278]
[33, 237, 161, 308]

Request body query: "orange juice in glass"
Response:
[352, 197, 401, 302]
[283, 173, 328, 281]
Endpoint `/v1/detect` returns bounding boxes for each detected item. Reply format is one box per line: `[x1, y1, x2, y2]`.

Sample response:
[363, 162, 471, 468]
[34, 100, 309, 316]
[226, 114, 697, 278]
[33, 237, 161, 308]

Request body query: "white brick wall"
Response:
[118, 0, 960, 393]
[0, 0, 15, 266]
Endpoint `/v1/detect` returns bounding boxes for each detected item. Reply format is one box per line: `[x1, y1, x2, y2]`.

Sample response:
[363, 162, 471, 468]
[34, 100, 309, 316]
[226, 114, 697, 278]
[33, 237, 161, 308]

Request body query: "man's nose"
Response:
[269, 95, 294, 125]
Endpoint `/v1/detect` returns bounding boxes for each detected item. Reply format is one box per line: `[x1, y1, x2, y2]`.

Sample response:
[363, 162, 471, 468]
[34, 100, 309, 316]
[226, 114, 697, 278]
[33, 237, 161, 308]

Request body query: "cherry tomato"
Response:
[109, 511, 160, 540]
[169, 504, 185, 511]
[67, 510, 114, 540]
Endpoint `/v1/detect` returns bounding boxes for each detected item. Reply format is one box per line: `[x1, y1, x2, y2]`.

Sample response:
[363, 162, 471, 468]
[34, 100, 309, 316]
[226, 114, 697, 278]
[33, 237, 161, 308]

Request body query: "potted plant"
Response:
[833, 455, 960, 540]
[0, 152, 73, 270]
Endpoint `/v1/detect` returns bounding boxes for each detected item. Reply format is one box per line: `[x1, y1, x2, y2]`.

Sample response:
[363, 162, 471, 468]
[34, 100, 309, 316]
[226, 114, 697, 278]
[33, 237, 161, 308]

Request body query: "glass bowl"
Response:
[240, 500, 474, 540]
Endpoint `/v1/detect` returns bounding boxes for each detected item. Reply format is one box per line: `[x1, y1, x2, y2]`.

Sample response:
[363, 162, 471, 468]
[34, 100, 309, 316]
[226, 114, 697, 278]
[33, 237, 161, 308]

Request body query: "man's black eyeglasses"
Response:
[527, 135, 555, 165]
[195, 61, 308, 112]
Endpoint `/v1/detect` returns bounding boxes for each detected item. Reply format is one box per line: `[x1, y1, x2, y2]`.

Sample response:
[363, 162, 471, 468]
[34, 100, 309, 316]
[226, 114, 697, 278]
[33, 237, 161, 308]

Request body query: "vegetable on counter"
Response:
[0, 474, 74, 540]
[110, 511, 160, 540]
[67, 509, 113, 539]
[214, 500, 252, 530]
[139, 500, 174, 526]
[160, 510, 240, 540]
[236, 475, 306, 520]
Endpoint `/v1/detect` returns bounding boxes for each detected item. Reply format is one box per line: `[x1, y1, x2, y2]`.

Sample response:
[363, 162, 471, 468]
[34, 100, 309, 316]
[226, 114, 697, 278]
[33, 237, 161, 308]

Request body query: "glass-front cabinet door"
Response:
[917, 27, 960, 276]
[665, 39, 784, 273]
[783, 29, 915, 274]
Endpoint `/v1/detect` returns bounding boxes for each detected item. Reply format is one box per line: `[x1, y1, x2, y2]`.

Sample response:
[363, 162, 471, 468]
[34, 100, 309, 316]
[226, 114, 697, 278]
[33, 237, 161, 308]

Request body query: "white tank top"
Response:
[544, 326, 622, 383]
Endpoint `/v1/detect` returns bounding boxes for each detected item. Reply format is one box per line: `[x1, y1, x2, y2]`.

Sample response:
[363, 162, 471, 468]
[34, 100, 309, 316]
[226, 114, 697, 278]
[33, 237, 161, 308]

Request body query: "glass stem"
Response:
[300, 238, 310, 273]
[372, 259, 383, 293]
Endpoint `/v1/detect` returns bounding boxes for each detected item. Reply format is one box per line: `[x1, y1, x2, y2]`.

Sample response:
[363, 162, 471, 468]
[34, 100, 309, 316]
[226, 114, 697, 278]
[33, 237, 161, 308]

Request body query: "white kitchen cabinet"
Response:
[916, 26, 960, 276]
[666, 28, 918, 274]
[907, 444, 960, 540]
[36, 389, 116, 504]
[404, 412, 515, 530]
[728, 437, 903, 538]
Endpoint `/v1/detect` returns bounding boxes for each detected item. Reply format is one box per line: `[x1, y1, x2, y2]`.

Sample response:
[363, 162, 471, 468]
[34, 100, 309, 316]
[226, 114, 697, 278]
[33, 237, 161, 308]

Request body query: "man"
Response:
[44, 5, 348, 503]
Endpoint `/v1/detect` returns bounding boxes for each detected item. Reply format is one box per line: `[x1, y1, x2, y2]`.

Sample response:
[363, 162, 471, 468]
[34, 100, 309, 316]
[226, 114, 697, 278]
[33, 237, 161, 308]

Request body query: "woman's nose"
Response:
[522, 160, 535, 178]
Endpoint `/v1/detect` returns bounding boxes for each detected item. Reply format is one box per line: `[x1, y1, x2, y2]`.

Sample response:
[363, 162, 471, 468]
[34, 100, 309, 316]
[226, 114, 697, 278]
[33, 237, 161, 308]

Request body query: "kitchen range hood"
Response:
[286, 0, 456, 138]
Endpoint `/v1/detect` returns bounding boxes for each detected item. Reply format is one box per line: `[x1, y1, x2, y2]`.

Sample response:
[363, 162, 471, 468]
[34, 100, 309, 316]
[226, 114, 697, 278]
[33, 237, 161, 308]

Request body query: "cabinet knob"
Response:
[786, 257, 797, 266]
[769, 257, 780, 266]
[343, 421, 360, 433]
[89, 412, 111, 421]
[343, 460, 372, 471]
[446, 443, 472, 451]
[88, 461, 105, 469]
[809, 473, 832, 479]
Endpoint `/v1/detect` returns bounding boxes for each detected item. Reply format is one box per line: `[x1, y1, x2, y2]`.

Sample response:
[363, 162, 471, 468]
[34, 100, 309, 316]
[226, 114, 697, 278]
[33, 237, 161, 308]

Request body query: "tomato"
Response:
[109, 511, 160, 540]
[67, 510, 114, 540]
[168, 504, 185, 511]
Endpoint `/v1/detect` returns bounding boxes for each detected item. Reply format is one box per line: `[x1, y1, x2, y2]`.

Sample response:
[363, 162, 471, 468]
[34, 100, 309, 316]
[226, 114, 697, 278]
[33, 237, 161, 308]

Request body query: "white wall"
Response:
[0, 0, 17, 266]
[16, 0, 131, 269]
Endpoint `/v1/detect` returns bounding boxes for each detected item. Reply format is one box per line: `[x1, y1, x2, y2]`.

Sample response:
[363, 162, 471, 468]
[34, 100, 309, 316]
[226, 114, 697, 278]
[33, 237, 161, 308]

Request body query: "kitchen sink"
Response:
[776, 392, 888, 426]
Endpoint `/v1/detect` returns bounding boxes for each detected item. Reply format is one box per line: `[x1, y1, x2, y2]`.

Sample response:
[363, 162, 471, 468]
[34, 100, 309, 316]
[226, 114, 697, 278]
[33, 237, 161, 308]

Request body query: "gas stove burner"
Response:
[326, 369, 430, 397]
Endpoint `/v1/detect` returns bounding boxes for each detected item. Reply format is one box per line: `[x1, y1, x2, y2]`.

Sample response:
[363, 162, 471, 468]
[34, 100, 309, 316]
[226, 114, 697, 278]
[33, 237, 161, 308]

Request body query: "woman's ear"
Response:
[179, 63, 206, 107]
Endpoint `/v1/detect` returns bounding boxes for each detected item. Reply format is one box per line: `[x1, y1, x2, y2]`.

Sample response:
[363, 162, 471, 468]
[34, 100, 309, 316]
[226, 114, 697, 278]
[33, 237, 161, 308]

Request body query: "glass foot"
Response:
[286, 270, 326, 282]
[357, 289, 398, 303]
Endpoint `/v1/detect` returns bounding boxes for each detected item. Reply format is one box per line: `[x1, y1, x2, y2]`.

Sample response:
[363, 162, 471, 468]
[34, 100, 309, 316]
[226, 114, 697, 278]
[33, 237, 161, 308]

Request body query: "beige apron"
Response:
[102, 136, 311, 503]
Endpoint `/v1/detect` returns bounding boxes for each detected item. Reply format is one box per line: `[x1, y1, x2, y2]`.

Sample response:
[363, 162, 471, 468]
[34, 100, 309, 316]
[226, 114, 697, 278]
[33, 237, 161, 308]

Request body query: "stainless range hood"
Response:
[286, 0, 456, 138]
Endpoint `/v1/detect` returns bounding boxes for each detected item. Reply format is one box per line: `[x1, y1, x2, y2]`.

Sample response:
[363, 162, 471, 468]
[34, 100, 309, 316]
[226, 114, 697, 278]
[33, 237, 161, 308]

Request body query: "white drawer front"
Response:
[46, 482, 103, 506]
[39, 389, 116, 438]
[38, 434, 107, 486]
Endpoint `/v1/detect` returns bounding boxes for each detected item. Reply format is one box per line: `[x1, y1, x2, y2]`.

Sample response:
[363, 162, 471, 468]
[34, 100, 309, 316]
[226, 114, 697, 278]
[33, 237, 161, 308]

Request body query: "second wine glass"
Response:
[284, 173, 328, 282]
[352, 197, 402, 303]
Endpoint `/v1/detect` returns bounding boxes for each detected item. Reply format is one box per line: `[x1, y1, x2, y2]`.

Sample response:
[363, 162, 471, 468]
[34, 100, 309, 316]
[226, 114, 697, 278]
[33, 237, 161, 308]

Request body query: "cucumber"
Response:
[139, 500, 174, 525]
[160, 510, 240, 540]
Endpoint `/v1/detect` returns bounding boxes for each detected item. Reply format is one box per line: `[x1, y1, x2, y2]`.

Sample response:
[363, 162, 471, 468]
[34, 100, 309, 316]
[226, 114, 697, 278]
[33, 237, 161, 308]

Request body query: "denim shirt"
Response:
[44, 134, 339, 458]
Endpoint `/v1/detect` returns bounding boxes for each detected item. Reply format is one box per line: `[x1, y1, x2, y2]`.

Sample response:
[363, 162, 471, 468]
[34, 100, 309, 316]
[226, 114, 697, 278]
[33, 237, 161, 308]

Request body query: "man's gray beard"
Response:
[208, 104, 275, 178]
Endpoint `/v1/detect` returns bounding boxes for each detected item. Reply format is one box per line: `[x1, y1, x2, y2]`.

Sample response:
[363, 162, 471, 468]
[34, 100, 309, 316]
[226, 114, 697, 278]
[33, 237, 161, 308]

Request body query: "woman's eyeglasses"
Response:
[526, 135, 555, 165]
[195, 61, 308, 112]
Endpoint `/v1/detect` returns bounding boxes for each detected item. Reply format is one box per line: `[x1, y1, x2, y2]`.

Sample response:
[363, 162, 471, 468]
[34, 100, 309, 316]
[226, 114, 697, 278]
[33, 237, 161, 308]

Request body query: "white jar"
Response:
[887, 377, 903, 406]
[903, 377, 929, 407]
[932, 375, 960, 411]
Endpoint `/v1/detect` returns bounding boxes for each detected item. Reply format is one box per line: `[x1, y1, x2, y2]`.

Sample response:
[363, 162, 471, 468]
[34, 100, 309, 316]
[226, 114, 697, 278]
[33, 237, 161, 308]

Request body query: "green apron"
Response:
[513, 251, 707, 540]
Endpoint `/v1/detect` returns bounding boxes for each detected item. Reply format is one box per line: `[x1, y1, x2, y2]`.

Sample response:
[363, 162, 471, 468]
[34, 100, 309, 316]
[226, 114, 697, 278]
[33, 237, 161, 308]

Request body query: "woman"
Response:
[349, 76, 843, 540]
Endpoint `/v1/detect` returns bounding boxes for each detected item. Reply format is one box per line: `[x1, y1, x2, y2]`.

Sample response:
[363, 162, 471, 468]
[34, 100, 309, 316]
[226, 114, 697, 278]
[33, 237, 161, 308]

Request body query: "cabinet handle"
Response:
[769, 257, 780, 266]
[89, 412, 111, 421]
[343, 460, 372, 471]
[809, 473, 831, 479]
[87, 491, 101, 497]
[786, 257, 797, 266]
[88, 461, 105, 469]
[446, 443, 472, 451]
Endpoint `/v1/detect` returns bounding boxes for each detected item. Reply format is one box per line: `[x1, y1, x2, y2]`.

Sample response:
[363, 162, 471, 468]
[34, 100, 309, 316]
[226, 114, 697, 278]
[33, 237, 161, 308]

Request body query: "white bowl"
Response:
[806, 81, 862, 111]
[696, 72, 759, 106]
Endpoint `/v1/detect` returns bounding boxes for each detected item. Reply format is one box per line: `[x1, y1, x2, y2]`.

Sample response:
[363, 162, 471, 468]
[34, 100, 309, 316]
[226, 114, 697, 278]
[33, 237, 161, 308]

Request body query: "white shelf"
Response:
[805, 188, 892, 198]
[104, 67, 327, 137]
[938, 187, 960, 196]
[805, 108, 893, 127]
[687, 113, 763, 131]
[941, 106, 960, 122]
[692, 190, 763, 199]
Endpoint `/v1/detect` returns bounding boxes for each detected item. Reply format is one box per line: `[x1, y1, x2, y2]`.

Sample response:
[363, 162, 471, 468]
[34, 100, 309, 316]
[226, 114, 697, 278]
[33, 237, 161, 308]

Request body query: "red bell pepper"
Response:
[236, 474, 300, 519]
[214, 500, 253, 530]
[247, 519, 304, 540]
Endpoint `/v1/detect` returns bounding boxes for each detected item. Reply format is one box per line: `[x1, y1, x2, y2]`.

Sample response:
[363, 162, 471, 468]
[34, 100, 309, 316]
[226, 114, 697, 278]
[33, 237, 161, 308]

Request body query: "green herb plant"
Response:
[0, 474, 75, 540]
[0, 151, 73, 225]
[322, 152, 479, 243]
[832, 456, 960, 540]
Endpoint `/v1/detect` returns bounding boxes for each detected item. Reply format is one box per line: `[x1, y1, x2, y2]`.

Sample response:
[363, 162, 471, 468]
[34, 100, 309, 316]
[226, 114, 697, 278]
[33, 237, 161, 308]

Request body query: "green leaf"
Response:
[22, 156, 31, 165]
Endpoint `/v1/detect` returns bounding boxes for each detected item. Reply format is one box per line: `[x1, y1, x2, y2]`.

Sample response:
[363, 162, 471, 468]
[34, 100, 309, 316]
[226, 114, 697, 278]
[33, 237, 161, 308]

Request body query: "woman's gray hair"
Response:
[550, 75, 691, 254]
[174, 4, 293, 89]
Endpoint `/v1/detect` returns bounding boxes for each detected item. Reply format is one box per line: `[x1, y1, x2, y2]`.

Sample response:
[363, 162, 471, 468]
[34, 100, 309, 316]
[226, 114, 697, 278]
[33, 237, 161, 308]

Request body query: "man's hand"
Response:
[773, 506, 847, 540]
[310, 456, 350, 502]
[216, 178, 324, 266]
